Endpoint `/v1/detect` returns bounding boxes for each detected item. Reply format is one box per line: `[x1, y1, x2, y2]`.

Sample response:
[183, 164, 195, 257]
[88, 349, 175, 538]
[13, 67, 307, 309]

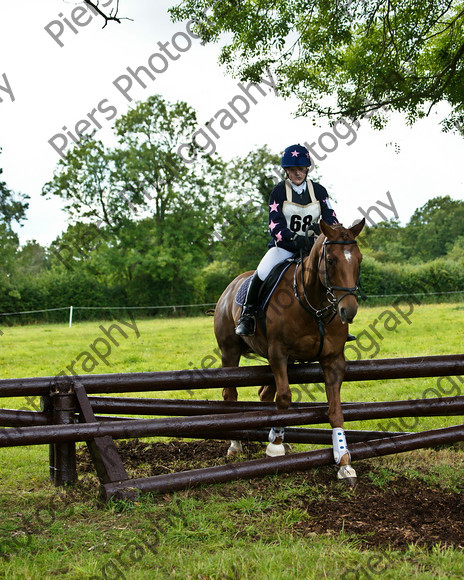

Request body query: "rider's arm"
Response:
[268, 183, 294, 245]
[315, 184, 339, 225]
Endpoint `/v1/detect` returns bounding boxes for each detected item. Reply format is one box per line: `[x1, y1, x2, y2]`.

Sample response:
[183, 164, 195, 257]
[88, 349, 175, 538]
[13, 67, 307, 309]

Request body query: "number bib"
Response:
[282, 179, 321, 234]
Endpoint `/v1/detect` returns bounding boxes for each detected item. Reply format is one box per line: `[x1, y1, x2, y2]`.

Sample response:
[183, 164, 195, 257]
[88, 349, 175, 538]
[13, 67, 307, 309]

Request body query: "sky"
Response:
[1, 0, 463, 246]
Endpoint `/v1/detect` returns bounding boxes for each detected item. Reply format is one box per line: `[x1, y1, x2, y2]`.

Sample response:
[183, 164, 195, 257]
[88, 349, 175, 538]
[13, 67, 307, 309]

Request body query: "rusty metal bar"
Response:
[1, 396, 463, 448]
[177, 427, 408, 444]
[88, 397, 327, 416]
[0, 409, 404, 442]
[0, 409, 51, 426]
[0, 409, 130, 427]
[102, 423, 464, 499]
[0, 354, 462, 397]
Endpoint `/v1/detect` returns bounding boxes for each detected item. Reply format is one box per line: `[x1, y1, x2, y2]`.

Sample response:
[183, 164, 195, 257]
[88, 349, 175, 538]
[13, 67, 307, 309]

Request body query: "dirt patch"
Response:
[76, 439, 464, 550]
[293, 471, 464, 550]
[77, 439, 263, 476]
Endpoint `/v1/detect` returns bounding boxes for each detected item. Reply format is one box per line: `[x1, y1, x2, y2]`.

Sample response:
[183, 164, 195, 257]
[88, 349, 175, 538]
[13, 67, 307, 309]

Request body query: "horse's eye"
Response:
[327, 258, 334, 265]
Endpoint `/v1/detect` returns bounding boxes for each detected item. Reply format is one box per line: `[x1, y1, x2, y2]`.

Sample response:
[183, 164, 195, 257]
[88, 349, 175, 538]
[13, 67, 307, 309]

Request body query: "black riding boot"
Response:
[235, 272, 263, 336]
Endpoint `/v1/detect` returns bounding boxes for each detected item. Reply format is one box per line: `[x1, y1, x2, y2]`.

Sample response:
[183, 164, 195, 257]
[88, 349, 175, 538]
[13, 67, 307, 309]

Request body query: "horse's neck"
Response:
[302, 245, 326, 304]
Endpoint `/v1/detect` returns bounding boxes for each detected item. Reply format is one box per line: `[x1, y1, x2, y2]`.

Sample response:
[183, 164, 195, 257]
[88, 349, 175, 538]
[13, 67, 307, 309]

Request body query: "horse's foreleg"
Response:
[321, 355, 357, 485]
[265, 351, 291, 457]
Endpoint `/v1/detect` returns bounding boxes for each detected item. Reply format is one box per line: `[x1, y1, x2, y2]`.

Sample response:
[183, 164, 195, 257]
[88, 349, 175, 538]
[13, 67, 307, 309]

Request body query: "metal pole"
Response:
[69, 305, 73, 328]
[41, 395, 54, 482]
[1, 396, 464, 448]
[102, 424, 464, 499]
[87, 397, 327, 416]
[0, 408, 51, 426]
[50, 382, 77, 486]
[0, 354, 463, 397]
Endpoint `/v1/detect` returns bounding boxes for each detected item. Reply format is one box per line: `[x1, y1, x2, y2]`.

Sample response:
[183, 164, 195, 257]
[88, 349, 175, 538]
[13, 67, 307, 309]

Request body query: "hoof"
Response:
[337, 464, 357, 487]
[227, 441, 243, 457]
[266, 442, 286, 457]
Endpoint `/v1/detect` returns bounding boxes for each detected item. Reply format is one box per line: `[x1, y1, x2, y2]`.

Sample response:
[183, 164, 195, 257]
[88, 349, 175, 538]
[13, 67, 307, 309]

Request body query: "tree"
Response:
[406, 195, 464, 260]
[211, 146, 280, 273]
[42, 95, 227, 237]
[112, 95, 227, 239]
[360, 219, 408, 262]
[42, 137, 120, 231]
[0, 224, 19, 278]
[0, 149, 29, 230]
[0, 149, 29, 279]
[170, 1, 464, 132]
[15, 241, 49, 277]
[227, 145, 281, 205]
[42, 94, 232, 304]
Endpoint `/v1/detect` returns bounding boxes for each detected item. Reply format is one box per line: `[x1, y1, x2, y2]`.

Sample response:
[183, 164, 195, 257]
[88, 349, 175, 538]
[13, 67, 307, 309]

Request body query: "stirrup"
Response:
[235, 314, 256, 336]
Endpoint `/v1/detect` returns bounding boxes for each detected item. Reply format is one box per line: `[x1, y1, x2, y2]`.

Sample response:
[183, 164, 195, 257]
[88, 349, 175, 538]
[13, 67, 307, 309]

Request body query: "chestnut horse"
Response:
[214, 219, 365, 483]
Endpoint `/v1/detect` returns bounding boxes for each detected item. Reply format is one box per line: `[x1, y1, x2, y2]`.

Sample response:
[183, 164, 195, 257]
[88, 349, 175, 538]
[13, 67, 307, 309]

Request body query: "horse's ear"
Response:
[350, 218, 365, 238]
[319, 220, 337, 240]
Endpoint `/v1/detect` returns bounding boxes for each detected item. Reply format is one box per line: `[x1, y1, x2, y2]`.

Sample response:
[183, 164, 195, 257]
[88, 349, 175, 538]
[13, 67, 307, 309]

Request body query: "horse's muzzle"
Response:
[339, 300, 358, 324]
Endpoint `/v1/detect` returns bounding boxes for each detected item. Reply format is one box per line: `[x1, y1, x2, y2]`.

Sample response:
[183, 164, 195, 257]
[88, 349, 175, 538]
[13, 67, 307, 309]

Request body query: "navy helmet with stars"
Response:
[280, 144, 311, 168]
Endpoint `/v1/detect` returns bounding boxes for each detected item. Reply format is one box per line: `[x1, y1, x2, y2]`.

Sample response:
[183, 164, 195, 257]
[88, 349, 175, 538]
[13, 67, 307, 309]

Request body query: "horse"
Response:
[213, 218, 365, 484]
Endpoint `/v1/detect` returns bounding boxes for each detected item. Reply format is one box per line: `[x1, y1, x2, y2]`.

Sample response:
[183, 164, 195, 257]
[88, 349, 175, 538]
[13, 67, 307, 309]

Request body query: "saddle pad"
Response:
[234, 275, 253, 307]
[234, 259, 296, 311]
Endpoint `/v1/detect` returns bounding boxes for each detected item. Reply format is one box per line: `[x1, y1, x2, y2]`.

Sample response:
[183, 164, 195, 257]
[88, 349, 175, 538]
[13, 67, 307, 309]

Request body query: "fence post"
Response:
[41, 394, 54, 481]
[69, 305, 73, 328]
[50, 378, 77, 486]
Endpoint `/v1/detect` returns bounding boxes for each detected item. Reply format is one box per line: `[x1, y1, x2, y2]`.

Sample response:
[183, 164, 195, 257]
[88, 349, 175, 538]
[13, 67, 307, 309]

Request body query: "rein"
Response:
[292, 237, 366, 358]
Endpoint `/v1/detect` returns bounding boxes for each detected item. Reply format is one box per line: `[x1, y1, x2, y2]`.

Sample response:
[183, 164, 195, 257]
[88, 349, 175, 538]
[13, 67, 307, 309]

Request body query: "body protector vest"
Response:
[283, 178, 322, 236]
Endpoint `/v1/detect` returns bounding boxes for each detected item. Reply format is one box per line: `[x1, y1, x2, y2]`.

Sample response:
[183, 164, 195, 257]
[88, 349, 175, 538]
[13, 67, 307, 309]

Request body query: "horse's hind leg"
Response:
[258, 385, 276, 402]
[265, 349, 291, 457]
[218, 337, 244, 456]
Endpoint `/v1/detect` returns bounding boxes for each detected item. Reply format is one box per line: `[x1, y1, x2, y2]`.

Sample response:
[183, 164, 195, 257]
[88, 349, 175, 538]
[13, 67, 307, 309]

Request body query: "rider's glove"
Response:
[292, 234, 313, 251]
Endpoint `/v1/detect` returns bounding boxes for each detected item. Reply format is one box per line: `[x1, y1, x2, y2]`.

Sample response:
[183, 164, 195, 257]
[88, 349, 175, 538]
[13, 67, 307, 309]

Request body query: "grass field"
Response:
[0, 302, 463, 579]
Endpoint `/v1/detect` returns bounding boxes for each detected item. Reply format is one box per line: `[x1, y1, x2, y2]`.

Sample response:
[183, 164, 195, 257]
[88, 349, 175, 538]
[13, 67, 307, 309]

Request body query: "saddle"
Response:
[234, 256, 298, 313]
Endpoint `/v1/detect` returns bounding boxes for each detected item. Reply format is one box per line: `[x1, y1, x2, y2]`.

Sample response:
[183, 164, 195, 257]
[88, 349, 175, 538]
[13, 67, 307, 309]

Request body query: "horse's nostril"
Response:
[340, 307, 355, 324]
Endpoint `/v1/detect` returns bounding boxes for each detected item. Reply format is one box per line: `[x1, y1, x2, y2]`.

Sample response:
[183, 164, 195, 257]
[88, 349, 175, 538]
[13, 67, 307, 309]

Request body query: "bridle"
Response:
[319, 239, 366, 305]
[293, 236, 366, 357]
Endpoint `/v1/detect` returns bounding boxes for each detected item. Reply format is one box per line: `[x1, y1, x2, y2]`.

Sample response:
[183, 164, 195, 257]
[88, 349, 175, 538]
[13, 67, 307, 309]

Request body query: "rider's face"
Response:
[285, 166, 308, 185]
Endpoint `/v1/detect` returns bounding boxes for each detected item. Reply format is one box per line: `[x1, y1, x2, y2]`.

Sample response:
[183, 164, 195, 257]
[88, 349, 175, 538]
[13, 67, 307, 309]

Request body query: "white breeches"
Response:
[256, 247, 294, 281]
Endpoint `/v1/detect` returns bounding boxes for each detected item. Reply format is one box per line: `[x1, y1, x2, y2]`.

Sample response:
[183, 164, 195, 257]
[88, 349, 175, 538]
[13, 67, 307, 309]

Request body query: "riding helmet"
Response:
[280, 144, 311, 168]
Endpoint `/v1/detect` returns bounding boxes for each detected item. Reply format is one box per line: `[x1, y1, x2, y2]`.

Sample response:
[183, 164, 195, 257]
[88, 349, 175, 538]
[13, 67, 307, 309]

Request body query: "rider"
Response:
[235, 143, 340, 337]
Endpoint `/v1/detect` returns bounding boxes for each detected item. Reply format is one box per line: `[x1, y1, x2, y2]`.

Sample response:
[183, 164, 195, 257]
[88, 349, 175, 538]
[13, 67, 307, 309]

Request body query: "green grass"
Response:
[0, 303, 463, 578]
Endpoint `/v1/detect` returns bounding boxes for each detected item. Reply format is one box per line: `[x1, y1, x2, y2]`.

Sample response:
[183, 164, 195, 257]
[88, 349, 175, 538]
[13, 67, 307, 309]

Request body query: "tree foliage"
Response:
[42, 95, 226, 235]
[0, 149, 29, 230]
[170, 0, 464, 132]
[361, 195, 464, 262]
